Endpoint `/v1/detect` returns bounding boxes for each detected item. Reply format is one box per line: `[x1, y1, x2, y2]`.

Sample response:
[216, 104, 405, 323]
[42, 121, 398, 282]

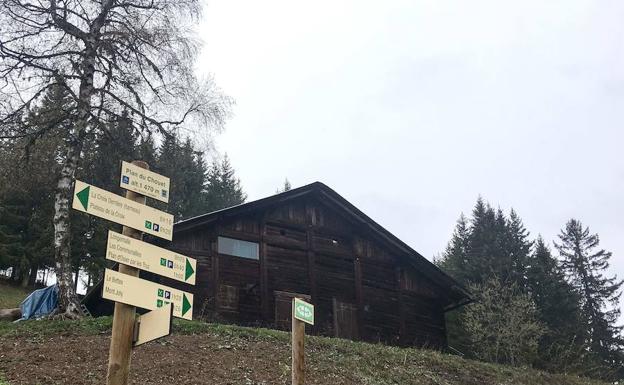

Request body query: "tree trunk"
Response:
[20, 256, 30, 288]
[28, 265, 38, 286]
[53, 136, 84, 316]
[74, 263, 80, 292]
[52, 6, 109, 318]
[20, 270, 30, 288]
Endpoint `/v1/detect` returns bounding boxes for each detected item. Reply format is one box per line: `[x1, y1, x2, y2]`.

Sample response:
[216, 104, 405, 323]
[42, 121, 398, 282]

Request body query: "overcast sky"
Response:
[196, 0, 623, 315]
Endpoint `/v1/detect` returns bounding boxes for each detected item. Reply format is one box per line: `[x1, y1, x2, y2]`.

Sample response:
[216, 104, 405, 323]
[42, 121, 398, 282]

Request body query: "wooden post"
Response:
[106, 160, 149, 385]
[292, 299, 305, 385]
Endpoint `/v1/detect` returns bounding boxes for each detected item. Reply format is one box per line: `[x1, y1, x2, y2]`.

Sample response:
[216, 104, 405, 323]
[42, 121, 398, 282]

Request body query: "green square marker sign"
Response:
[293, 298, 314, 325]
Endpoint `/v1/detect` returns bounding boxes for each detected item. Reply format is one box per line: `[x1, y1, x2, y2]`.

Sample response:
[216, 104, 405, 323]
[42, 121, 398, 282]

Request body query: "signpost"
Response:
[72, 179, 174, 240]
[106, 230, 196, 285]
[292, 298, 314, 385]
[71, 161, 192, 385]
[103, 162, 150, 385]
[103, 268, 194, 320]
[120, 160, 170, 203]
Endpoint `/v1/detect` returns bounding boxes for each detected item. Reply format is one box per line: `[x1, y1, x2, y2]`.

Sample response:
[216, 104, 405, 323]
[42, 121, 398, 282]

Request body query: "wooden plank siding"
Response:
[163, 195, 450, 349]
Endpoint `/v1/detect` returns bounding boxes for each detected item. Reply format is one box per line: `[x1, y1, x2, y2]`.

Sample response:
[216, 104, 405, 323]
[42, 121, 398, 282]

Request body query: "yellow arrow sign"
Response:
[102, 268, 193, 320]
[120, 161, 170, 203]
[72, 180, 173, 241]
[106, 231, 196, 285]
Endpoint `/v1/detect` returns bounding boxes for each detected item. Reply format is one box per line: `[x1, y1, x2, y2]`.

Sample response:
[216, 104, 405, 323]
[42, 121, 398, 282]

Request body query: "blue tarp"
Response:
[19, 284, 58, 320]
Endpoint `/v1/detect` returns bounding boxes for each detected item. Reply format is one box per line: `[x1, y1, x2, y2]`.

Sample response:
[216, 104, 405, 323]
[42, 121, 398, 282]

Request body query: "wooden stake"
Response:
[106, 160, 149, 385]
[292, 298, 305, 385]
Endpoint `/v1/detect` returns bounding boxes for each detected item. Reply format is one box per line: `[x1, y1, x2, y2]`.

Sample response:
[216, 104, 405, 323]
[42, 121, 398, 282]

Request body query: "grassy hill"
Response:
[0, 317, 608, 385]
[0, 280, 33, 308]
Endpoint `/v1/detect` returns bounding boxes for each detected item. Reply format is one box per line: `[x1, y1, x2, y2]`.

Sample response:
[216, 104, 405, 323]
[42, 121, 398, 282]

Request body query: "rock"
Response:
[0, 308, 22, 321]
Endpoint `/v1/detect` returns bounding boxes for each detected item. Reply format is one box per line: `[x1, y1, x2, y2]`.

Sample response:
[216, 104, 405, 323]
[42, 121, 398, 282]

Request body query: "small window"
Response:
[218, 236, 259, 260]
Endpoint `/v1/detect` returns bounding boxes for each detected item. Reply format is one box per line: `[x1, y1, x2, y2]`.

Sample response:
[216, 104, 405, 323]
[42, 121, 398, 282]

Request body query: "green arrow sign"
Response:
[293, 298, 314, 325]
[72, 180, 173, 241]
[105, 231, 196, 285]
[76, 185, 90, 210]
[103, 268, 193, 320]
[185, 259, 194, 281]
[182, 293, 192, 316]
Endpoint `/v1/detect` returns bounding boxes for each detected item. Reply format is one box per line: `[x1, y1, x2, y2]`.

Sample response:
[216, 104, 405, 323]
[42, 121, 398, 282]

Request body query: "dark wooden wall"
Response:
[163, 196, 448, 349]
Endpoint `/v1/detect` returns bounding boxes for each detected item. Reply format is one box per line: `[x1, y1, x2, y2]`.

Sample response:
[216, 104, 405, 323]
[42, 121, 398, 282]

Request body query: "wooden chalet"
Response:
[86, 182, 471, 348]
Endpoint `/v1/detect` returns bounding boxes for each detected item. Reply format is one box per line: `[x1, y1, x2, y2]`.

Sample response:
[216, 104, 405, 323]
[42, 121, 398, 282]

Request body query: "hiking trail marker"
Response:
[292, 297, 314, 385]
[120, 160, 170, 203]
[106, 230, 196, 285]
[103, 268, 194, 320]
[71, 161, 194, 385]
[293, 298, 314, 325]
[72, 179, 173, 241]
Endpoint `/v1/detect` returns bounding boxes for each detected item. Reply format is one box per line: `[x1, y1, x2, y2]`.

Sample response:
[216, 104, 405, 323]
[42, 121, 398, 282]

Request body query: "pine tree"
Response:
[155, 135, 223, 220]
[438, 214, 470, 283]
[219, 155, 246, 207]
[554, 219, 623, 368]
[276, 178, 292, 193]
[0, 85, 68, 286]
[204, 155, 246, 212]
[527, 236, 584, 371]
[73, 112, 140, 288]
[137, 135, 158, 168]
[505, 209, 532, 290]
[463, 198, 501, 284]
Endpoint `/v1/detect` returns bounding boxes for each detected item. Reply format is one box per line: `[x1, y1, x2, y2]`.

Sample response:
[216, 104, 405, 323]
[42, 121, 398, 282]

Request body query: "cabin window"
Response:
[218, 236, 259, 260]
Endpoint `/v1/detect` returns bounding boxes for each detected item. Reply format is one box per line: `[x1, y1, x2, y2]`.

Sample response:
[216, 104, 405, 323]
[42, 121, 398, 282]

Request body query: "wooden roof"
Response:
[174, 182, 471, 310]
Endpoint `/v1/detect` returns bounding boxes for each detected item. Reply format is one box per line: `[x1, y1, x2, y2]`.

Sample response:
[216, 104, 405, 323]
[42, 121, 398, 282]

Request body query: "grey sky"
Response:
[196, 1, 623, 315]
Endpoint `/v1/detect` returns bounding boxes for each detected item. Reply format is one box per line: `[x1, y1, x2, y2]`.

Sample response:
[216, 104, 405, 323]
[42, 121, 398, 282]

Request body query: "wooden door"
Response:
[333, 298, 358, 339]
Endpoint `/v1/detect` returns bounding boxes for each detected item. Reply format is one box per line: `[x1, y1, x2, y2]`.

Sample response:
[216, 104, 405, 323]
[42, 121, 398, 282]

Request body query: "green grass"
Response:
[0, 280, 33, 308]
[0, 316, 289, 340]
[0, 317, 608, 385]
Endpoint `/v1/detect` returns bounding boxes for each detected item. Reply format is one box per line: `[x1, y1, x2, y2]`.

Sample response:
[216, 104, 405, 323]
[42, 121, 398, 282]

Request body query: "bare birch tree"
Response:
[0, 0, 231, 316]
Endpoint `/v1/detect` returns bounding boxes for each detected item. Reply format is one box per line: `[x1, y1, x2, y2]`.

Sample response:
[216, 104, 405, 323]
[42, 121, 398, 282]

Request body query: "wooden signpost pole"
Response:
[292, 301, 305, 385]
[106, 161, 149, 385]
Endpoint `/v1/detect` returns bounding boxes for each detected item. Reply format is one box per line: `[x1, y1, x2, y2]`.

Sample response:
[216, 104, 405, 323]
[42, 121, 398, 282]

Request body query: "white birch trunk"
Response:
[52, 39, 97, 316]
[53, 136, 83, 315]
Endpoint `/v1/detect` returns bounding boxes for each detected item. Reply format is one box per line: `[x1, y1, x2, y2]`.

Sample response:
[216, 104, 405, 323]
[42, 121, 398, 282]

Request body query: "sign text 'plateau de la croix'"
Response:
[102, 268, 193, 320]
[120, 161, 170, 203]
[106, 230, 196, 285]
[293, 298, 314, 325]
[72, 180, 173, 241]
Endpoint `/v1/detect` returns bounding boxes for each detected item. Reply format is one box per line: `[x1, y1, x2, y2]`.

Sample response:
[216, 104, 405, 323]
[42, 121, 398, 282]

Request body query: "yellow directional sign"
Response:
[106, 231, 196, 285]
[72, 180, 173, 241]
[134, 304, 172, 347]
[120, 161, 170, 203]
[102, 268, 193, 320]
